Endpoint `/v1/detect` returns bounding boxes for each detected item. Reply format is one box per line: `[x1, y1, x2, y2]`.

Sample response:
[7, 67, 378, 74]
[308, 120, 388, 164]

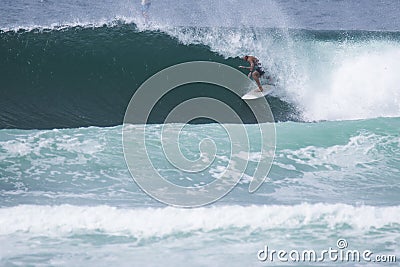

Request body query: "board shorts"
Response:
[255, 67, 265, 76]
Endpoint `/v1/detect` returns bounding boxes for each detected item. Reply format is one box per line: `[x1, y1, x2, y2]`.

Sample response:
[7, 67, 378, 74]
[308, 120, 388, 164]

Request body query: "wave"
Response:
[1, 23, 400, 129]
[0, 0, 290, 33]
[1, 118, 399, 206]
[2, 0, 400, 33]
[1, 204, 399, 238]
[159, 27, 400, 122]
[0, 24, 296, 129]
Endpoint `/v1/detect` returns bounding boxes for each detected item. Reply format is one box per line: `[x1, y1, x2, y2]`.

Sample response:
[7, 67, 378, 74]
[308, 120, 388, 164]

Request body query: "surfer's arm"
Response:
[240, 56, 255, 70]
[247, 62, 255, 77]
[249, 62, 254, 72]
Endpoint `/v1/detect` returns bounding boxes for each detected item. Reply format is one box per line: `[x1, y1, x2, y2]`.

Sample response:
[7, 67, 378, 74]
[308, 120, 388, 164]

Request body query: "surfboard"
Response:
[242, 85, 275, 100]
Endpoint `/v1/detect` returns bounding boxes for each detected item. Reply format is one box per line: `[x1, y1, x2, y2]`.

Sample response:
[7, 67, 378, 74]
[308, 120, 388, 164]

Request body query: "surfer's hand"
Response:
[248, 72, 252, 78]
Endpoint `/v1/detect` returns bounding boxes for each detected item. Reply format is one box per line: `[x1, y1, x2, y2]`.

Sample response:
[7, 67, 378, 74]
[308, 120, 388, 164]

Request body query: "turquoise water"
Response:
[1, 118, 399, 207]
[1, 118, 399, 265]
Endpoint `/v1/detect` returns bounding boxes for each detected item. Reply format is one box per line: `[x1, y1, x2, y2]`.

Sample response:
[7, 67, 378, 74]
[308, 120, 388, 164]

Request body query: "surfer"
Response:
[239, 55, 265, 92]
[141, 0, 151, 21]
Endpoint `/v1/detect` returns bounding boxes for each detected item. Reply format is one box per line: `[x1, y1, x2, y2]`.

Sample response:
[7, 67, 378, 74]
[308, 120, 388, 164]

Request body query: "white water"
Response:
[1, 204, 399, 237]
[290, 39, 400, 121]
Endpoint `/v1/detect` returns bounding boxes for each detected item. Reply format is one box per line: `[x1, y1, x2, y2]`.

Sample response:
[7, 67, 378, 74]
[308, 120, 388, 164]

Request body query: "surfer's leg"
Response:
[252, 71, 263, 92]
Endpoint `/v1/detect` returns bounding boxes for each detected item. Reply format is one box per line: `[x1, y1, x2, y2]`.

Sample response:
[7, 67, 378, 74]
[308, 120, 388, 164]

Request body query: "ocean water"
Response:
[1, 0, 399, 266]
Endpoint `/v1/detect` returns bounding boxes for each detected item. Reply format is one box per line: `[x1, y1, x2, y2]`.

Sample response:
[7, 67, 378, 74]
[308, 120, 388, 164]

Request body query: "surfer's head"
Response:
[243, 55, 249, 61]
